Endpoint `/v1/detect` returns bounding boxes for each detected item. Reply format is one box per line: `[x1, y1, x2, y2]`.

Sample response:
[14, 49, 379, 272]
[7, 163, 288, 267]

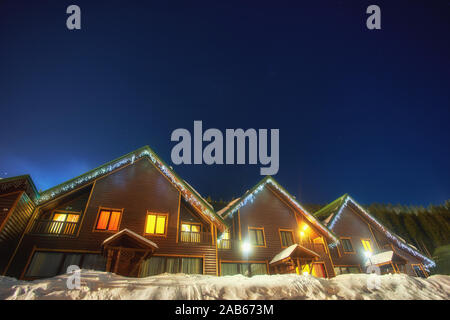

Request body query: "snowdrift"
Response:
[0, 270, 448, 300]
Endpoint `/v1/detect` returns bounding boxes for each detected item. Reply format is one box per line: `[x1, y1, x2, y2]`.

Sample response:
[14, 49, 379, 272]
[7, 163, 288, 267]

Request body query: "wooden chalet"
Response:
[216, 176, 339, 278]
[0, 147, 435, 280]
[3, 146, 227, 279]
[313, 194, 435, 277]
[0, 175, 38, 275]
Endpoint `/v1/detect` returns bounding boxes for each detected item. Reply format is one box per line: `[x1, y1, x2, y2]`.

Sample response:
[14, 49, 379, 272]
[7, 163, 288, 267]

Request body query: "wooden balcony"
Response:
[29, 219, 79, 237]
[180, 230, 212, 245]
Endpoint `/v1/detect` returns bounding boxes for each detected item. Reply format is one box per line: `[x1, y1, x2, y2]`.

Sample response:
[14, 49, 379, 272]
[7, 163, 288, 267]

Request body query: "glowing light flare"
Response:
[241, 241, 252, 254]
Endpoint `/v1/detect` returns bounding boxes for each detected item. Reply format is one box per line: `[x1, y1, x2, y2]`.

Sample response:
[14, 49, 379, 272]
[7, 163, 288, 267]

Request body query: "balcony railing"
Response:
[180, 231, 212, 244]
[29, 219, 79, 237]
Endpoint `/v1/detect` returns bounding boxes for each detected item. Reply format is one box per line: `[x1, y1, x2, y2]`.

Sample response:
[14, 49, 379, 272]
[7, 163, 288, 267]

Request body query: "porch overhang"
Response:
[270, 244, 320, 266]
[365, 250, 408, 267]
[102, 228, 159, 251]
[101, 229, 158, 277]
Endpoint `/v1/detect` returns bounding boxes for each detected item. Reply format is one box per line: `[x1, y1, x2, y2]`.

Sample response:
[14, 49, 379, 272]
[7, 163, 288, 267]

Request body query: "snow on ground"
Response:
[0, 270, 448, 300]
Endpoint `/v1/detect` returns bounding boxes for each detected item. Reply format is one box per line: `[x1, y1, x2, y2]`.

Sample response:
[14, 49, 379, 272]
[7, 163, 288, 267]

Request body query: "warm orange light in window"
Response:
[96, 211, 110, 230]
[53, 214, 66, 222]
[67, 214, 79, 223]
[108, 211, 121, 231]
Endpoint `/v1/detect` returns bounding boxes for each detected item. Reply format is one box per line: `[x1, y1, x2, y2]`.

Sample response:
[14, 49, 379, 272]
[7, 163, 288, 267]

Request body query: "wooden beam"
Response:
[113, 248, 122, 274]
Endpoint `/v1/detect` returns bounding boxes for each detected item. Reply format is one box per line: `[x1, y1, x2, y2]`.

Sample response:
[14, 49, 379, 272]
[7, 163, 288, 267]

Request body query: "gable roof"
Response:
[364, 250, 408, 267]
[37, 146, 227, 231]
[314, 194, 436, 268]
[0, 174, 39, 202]
[313, 193, 348, 223]
[218, 176, 339, 244]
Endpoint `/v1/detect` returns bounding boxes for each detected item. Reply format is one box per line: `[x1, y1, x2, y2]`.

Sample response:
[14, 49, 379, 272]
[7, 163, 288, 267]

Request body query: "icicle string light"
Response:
[328, 195, 436, 268]
[37, 147, 223, 228]
[225, 177, 339, 245]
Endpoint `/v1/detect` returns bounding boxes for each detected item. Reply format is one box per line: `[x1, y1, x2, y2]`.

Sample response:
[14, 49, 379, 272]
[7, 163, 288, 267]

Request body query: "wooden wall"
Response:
[0, 192, 35, 275]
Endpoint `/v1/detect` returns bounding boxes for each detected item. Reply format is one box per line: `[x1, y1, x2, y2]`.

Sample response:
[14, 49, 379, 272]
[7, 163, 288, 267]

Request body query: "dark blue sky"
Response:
[1, 1, 449, 206]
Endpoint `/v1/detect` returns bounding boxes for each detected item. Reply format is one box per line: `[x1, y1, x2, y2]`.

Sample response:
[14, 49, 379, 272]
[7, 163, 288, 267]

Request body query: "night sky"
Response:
[1, 1, 449, 206]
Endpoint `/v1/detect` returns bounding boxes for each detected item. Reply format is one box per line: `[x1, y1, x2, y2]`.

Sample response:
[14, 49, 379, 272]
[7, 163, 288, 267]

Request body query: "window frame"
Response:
[333, 265, 361, 275]
[47, 210, 81, 235]
[248, 227, 266, 247]
[144, 212, 169, 236]
[139, 255, 204, 276]
[51, 210, 81, 222]
[217, 230, 231, 250]
[340, 237, 355, 254]
[181, 221, 202, 233]
[22, 249, 105, 280]
[279, 229, 295, 248]
[93, 207, 123, 233]
[220, 261, 268, 277]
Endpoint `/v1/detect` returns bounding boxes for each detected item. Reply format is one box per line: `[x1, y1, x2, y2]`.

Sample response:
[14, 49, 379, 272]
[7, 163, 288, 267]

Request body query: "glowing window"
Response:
[145, 213, 167, 235]
[222, 230, 230, 240]
[49, 212, 80, 234]
[218, 230, 231, 249]
[312, 263, 326, 278]
[182, 223, 201, 233]
[361, 239, 373, 252]
[95, 209, 121, 231]
[248, 227, 265, 246]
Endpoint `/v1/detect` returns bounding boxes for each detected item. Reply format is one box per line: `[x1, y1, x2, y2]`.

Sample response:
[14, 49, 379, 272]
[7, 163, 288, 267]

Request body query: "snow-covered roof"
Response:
[102, 228, 159, 249]
[365, 251, 394, 266]
[269, 244, 320, 265]
[217, 198, 241, 217]
[218, 176, 339, 243]
[35, 146, 227, 231]
[270, 244, 298, 264]
[182, 180, 214, 211]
